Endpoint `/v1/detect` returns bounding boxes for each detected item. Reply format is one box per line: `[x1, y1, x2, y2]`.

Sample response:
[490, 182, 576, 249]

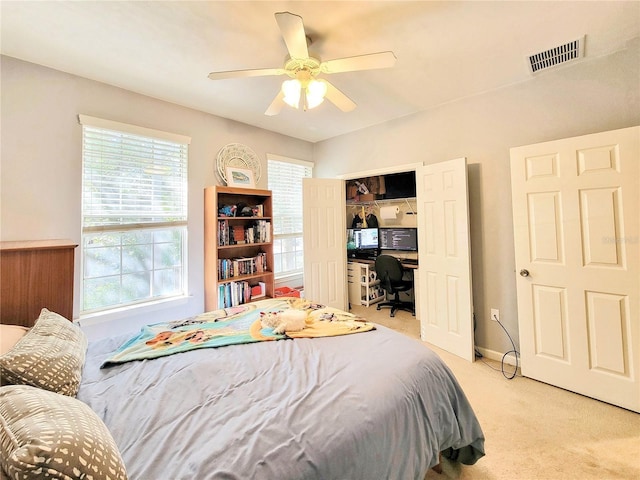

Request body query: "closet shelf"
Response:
[347, 197, 416, 206]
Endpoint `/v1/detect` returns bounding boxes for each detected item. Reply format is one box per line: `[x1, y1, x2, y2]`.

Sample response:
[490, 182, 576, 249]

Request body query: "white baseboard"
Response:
[476, 346, 519, 367]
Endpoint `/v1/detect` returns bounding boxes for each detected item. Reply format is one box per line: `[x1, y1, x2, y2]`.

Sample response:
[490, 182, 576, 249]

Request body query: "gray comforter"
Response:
[78, 324, 484, 480]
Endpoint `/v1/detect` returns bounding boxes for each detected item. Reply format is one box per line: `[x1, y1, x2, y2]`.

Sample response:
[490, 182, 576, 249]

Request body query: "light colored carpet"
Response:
[349, 304, 640, 480]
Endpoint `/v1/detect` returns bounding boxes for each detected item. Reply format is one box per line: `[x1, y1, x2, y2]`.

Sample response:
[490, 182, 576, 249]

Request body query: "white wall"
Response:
[0, 56, 313, 340]
[3, 38, 639, 355]
[313, 39, 640, 356]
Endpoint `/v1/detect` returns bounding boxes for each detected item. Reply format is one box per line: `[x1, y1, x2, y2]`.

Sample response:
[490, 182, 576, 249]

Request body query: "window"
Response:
[267, 155, 313, 278]
[79, 115, 190, 314]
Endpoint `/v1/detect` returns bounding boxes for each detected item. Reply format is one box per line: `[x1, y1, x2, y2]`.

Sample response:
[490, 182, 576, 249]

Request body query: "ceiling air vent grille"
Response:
[527, 36, 584, 74]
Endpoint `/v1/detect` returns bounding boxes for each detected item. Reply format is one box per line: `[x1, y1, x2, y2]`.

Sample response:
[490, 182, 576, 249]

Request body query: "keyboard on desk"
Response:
[401, 258, 419, 265]
[352, 253, 377, 261]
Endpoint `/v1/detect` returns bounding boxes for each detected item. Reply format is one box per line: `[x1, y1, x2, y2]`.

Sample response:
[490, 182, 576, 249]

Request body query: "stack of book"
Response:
[217, 220, 230, 246]
[245, 220, 271, 244]
[217, 281, 251, 308]
[217, 280, 266, 308]
[217, 252, 268, 280]
[217, 220, 271, 245]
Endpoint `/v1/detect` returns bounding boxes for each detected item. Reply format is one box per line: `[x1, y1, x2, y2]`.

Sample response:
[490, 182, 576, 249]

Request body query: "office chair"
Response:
[375, 255, 415, 317]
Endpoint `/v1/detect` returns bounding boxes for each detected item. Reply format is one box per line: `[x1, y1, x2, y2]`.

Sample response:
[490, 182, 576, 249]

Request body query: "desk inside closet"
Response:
[347, 257, 418, 309]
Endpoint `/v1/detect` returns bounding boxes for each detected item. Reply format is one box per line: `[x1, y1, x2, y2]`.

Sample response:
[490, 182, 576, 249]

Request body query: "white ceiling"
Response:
[2, 1, 639, 143]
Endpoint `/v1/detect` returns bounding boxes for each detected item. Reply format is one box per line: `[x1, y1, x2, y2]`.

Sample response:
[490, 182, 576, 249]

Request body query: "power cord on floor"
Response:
[492, 313, 520, 379]
[474, 312, 521, 379]
[473, 312, 522, 380]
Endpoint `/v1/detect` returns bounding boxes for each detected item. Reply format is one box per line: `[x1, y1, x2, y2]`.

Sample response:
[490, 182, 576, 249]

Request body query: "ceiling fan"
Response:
[207, 12, 396, 115]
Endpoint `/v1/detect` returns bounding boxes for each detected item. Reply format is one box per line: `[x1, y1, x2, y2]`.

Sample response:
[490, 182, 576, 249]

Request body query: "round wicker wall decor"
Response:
[216, 143, 261, 184]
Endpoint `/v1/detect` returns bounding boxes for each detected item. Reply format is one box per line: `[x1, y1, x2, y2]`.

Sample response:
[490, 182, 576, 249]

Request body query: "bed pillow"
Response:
[0, 385, 128, 480]
[0, 325, 29, 355]
[0, 309, 87, 396]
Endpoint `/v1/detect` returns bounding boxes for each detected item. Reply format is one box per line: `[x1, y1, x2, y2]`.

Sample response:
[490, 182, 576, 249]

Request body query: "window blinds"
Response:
[267, 158, 312, 236]
[79, 116, 189, 231]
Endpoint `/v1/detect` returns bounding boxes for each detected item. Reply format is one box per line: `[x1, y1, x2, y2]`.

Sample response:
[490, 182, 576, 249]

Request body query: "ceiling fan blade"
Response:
[208, 68, 284, 81]
[265, 91, 286, 116]
[324, 80, 356, 112]
[275, 12, 309, 59]
[320, 51, 396, 74]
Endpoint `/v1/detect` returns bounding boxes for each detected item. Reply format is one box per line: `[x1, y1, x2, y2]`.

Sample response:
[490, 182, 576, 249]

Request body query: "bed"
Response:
[1, 298, 484, 480]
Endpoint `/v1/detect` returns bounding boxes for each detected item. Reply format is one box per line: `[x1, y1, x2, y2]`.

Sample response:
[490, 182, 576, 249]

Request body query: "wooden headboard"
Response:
[0, 240, 77, 327]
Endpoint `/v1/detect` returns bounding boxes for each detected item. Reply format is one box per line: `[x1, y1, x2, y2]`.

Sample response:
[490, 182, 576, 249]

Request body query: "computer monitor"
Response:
[347, 227, 379, 252]
[347, 228, 357, 251]
[378, 227, 418, 252]
[358, 228, 379, 249]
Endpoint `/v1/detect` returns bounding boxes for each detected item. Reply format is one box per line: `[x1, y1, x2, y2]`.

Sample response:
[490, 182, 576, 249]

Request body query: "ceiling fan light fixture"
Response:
[282, 79, 302, 108]
[209, 12, 396, 116]
[306, 79, 327, 109]
[281, 77, 327, 111]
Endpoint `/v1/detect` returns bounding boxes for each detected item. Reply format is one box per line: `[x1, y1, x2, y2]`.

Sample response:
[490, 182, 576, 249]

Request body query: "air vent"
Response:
[527, 36, 585, 74]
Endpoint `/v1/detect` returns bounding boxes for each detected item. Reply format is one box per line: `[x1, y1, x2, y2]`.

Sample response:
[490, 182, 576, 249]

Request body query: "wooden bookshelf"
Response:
[204, 186, 274, 310]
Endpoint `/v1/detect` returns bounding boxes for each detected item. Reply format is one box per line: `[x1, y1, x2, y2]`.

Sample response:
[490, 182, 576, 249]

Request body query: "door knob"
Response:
[519, 269, 530, 277]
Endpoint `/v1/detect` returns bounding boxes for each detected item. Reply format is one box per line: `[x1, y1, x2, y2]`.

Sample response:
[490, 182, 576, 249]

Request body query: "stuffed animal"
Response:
[235, 202, 254, 217]
[218, 205, 236, 217]
[260, 309, 308, 334]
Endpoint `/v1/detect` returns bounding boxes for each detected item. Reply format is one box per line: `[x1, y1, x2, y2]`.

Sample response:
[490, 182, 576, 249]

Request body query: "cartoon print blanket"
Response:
[101, 297, 375, 368]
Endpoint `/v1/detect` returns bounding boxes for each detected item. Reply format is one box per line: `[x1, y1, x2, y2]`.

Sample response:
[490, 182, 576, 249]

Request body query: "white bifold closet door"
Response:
[302, 178, 348, 311]
[303, 160, 475, 363]
[416, 158, 475, 362]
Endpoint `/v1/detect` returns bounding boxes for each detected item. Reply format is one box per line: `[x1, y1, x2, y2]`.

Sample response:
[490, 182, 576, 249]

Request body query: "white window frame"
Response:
[79, 115, 190, 315]
[267, 154, 313, 280]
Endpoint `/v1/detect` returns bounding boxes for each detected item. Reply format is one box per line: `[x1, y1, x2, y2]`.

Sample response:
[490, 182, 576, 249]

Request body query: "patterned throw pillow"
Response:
[0, 385, 128, 480]
[0, 309, 87, 396]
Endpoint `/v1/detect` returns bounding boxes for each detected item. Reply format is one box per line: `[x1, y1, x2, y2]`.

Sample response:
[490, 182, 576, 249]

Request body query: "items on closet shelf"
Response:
[346, 176, 386, 202]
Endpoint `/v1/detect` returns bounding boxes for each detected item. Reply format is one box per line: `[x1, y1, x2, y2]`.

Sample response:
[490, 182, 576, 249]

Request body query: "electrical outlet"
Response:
[490, 308, 500, 321]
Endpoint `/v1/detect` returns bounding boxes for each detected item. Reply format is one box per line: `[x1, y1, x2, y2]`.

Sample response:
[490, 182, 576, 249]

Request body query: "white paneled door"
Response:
[510, 126, 639, 412]
[302, 178, 348, 311]
[416, 158, 475, 362]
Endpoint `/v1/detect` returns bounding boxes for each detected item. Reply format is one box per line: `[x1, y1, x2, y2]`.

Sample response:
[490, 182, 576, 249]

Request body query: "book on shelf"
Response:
[217, 220, 229, 246]
[232, 225, 246, 244]
[217, 280, 268, 308]
[244, 220, 271, 243]
[220, 220, 270, 245]
[251, 281, 266, 299]
[218, 280, 253, 309]
[217, 253, 268, 280]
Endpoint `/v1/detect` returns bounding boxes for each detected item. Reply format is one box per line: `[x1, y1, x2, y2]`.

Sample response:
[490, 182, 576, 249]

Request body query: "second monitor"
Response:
[378, 227, 418, 252]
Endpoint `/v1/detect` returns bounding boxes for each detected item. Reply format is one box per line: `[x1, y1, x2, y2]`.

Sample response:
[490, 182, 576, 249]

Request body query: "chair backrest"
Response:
[374, 255, 405, 294]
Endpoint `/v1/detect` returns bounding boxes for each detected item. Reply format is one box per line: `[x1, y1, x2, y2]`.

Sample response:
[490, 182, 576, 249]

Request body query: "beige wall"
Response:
[0, 56, 313, 339]
[313, 39, 640, 355]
